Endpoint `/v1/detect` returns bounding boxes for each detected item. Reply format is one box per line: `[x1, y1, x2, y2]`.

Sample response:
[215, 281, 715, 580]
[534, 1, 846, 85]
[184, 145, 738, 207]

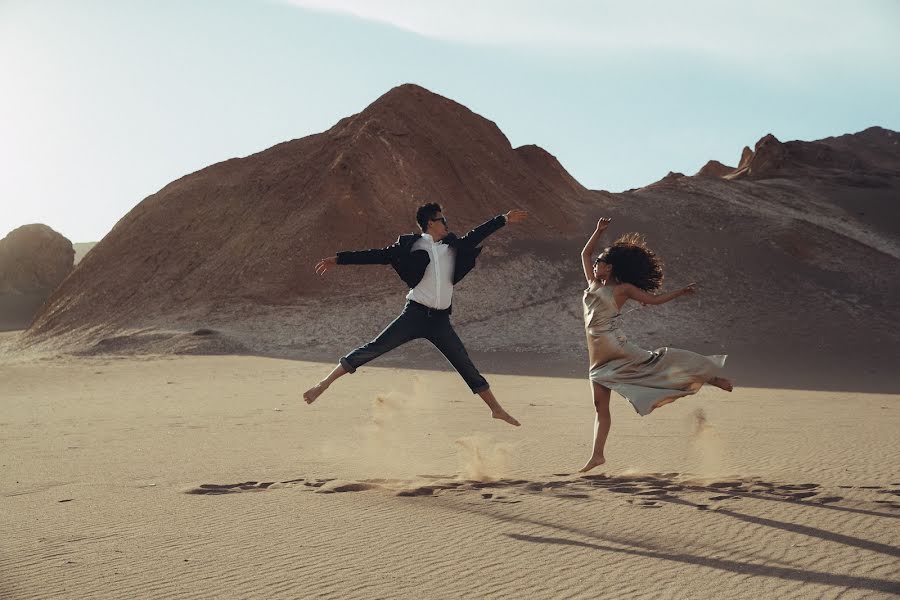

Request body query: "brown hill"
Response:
[696, 160, 734, 178]
[17, 87, 900, 390]
[817, 126, 900, 171]
[0, 224, 74, 331]
[27, 84, 594, 339]
[719, 127, 900, 183]
[605, 126, 900, 388]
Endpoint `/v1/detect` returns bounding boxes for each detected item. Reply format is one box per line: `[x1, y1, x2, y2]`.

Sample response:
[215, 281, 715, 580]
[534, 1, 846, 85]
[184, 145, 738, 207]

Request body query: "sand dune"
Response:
[2, 354, 897, 599]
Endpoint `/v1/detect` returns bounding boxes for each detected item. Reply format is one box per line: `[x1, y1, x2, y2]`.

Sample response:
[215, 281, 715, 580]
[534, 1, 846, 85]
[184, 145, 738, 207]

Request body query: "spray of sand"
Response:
[687, 408, 726, 477]
[319, 375, 517, 483]
[315, 375, 444, 480]
[454, 435, 513, 481]
[359, 376, 444, 479]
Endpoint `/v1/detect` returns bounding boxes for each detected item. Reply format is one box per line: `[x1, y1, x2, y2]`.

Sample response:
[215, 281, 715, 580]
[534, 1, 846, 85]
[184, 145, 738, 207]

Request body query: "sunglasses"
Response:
[430, 217, 448, 226]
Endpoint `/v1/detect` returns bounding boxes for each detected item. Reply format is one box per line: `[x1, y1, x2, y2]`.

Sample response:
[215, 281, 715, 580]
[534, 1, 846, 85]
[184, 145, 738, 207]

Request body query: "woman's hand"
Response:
[315, 256, 337, 276]
[680, 283, 697, 296]
[595, 217, 611, 232]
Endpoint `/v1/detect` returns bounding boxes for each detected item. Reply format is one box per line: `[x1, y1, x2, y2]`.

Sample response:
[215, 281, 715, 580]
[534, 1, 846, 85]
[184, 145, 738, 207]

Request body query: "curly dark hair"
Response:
[595, 233, 664, 291]
[415, 202, 443, 232]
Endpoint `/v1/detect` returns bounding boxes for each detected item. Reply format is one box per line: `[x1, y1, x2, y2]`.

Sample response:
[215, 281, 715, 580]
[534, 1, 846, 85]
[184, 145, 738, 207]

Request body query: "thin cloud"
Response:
[281, 0, 899, 64]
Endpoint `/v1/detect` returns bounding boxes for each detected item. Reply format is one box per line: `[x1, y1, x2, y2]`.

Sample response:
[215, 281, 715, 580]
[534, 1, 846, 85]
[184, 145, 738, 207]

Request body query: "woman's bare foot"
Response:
[709, 377, 734, 392]
[578, 456, 606, 473]
[302, 382, 328, 404]
[492, 410, 521, 427]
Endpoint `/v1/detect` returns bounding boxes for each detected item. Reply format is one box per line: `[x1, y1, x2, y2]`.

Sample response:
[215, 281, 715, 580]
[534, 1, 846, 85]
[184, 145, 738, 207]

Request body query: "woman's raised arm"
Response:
[581, 217, 611, 285]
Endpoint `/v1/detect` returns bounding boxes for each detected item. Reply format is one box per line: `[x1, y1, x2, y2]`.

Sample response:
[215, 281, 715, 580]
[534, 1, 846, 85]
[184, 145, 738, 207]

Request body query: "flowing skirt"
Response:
[587, 329, 726, 416]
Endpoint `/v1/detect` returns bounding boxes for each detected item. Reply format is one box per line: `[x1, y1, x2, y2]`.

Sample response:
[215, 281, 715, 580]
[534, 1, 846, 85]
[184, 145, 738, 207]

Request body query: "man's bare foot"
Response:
[302, 382, 328, 404]
[578, 456, 606, 473]
[492, 410, 521, 427]
[709, 377, 734, 392]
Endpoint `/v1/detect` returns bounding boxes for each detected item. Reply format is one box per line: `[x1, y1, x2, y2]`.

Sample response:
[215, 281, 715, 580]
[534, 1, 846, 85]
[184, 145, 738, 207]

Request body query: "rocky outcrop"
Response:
[0, 224, 74, 330]
[722, 128, 899, 181]
[738, 146, 754, 169]
[745, 133, 788, 178]
[640, 171, 686, 190]
[0, 224, 74, 295]
[696, 160, 735, 178]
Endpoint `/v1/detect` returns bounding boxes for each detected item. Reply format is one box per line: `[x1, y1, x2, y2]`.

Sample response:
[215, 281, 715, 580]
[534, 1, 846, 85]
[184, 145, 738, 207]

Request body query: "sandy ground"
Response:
[2, 353, 898, 599]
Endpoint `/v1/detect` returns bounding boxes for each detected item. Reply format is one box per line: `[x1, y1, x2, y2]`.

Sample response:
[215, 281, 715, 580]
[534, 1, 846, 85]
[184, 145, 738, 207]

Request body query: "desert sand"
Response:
[2, 345, 898, 599]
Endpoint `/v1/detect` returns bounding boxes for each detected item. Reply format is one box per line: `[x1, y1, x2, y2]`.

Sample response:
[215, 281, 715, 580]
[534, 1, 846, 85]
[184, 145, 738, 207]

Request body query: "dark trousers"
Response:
[340, 301, 490, 394]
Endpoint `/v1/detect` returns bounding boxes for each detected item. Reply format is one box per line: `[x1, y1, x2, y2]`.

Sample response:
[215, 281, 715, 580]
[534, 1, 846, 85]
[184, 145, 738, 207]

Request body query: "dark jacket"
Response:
[335, 215, 507, 288]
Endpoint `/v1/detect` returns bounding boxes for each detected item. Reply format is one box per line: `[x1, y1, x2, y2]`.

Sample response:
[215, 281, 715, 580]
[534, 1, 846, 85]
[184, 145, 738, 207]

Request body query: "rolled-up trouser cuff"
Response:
[339, 357, 356, 374]
[471, 383, 490, 394]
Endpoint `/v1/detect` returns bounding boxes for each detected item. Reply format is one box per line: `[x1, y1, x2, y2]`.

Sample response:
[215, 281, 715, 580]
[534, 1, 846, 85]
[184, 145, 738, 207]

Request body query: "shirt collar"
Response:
[420, 233, 444, 245]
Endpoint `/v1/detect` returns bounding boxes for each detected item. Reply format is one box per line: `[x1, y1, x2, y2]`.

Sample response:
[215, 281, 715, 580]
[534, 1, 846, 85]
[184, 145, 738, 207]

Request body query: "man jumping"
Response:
[303, 202, 527, 426]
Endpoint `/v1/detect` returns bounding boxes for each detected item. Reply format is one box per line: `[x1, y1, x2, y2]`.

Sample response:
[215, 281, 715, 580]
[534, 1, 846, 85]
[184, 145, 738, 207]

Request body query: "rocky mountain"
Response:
[0, 224, 74, 331]
[27, 84, 593, 340]
[17, 86, 900, 390]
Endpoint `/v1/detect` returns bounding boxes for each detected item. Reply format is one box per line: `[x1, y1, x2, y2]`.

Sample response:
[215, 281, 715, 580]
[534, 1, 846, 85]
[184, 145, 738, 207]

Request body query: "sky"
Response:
[1, 0, 898, 242]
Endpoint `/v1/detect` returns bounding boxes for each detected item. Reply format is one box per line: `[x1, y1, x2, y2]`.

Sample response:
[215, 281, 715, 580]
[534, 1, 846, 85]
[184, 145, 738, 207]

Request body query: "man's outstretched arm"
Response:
[314, 239, 401, 276]
[458, 209, 528, 248]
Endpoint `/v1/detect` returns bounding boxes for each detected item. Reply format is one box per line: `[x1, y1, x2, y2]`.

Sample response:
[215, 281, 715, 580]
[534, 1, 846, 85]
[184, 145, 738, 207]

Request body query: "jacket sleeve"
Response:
[456, 215, 507, 248]
[335, 237, 402, 265]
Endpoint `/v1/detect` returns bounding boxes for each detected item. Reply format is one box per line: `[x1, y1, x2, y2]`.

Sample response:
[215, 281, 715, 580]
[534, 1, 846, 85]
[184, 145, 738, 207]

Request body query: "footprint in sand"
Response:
[185, 481, 276, 495]
[608, 486, 642, 494]
[778, 491, 819, 501]
[776, 483, 819, 490]
[706, 481, 745, 490]
[183, 471, 895, 517]
[635, 489, 670, 496]
[397, 486, 437, 497]
[316, 481, 379, 494]
[303, 479, 334, 489]
[627, 499, 661, 508]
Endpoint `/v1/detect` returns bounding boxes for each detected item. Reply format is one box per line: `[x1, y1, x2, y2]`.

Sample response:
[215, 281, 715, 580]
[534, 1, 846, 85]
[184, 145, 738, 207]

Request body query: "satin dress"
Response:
[584, 281, 727, 416]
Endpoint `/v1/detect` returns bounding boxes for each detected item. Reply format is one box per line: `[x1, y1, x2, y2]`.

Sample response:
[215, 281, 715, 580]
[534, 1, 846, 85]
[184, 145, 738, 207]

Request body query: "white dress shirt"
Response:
[406, 233, 456, 310]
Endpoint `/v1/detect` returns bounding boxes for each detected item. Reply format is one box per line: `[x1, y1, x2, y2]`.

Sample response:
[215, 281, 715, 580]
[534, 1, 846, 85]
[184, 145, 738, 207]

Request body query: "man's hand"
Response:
[315, 256, 337, 276]
[680, 283, 697, 296]
[505, 209, 528, 224]
[596, 217, 611, 232]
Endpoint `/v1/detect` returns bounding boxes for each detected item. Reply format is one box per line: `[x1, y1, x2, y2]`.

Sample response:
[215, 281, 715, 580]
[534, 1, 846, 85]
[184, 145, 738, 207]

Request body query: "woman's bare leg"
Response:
[579, 382, 611, 472]
[303, 364, 348, 404]
[477, 388, 521, 426]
